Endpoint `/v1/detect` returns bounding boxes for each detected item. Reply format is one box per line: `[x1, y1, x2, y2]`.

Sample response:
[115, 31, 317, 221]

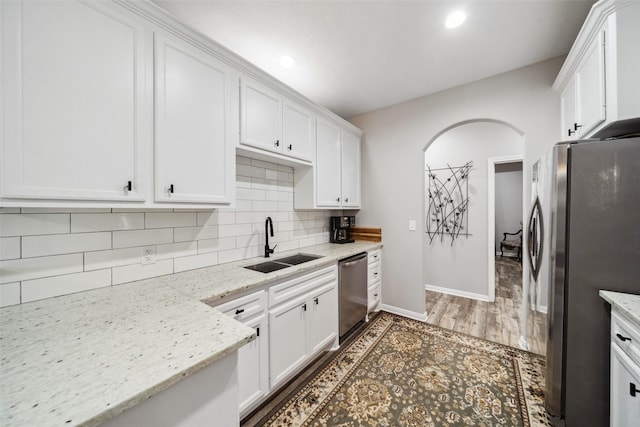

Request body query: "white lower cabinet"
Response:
[610, 309, 640, 426]
[367, 249, 382, 315]
[212, 290, 269, 418]
[268, 265, 339, 389]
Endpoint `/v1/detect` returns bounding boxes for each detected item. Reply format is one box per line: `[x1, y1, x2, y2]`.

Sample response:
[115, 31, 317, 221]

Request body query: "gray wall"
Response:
[349, 57, 563, 318]
[495, 163, 523, 254]
[424, 122, 523, 298]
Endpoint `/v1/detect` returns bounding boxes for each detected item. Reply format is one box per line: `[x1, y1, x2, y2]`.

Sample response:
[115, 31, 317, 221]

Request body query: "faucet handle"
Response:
[270, 244, 278, 253]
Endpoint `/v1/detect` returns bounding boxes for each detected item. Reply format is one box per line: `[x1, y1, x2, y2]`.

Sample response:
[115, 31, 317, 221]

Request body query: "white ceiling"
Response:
[152, 0, 595, 119]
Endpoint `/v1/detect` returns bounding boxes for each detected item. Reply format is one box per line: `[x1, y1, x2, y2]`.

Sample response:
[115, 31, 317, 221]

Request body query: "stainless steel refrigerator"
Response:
[544, 125, 640, 426]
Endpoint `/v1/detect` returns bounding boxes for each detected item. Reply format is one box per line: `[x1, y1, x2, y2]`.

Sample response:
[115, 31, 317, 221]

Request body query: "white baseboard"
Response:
[424, 283, 492, 302]
[381, 304, 427, 322]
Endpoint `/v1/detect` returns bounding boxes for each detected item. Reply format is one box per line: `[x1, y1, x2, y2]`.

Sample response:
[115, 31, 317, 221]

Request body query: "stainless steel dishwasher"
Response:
[338, 252, 368, 339]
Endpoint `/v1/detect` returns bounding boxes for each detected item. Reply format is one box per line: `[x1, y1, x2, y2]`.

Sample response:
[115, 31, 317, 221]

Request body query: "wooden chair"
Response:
[500, 229, 522, 262]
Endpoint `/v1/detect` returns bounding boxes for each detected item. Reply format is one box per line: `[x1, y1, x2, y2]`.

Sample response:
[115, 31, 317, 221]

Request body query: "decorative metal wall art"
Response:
[426, 161, 473, 245]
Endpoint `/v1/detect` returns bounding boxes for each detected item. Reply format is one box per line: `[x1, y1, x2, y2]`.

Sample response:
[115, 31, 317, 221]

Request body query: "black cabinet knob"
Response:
[288, 144, 292, 150]
[275, 140, 280, 147]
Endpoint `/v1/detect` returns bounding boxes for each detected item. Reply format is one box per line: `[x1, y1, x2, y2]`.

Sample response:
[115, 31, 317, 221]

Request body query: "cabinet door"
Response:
[241, 77, 282, 153]
[610, 343, 640, 427]
[341, 131, 361, 208]
[154, 33, 235, 204]
[238, 315, 269, 416]
[576, 30, 606, 138]
[560, 75, 578, 139]
[269, 295, 308, 388]
[283, 100, 314, 162]
[315, 120, 342, 207]
[308, 283, 338, 355]
[1, 1, 149, 201]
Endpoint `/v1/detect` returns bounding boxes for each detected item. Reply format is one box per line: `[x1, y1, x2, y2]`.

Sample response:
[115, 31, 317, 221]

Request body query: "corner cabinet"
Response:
[1, 0, 150, 202]
[555, 0, 640, 139]
[609, 309, 640, 426]
[295, 119, 362, 209]
[154, 31, 236, 205]
[240, 77, 314, 162]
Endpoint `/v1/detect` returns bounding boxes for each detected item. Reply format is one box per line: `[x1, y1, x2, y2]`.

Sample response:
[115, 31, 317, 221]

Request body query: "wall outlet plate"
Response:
[141, 246, 156, 265]
[409, 220, 417, 231]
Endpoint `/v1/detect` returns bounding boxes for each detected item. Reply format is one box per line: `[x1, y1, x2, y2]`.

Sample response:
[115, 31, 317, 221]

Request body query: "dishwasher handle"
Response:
[339, 252, 367, 268]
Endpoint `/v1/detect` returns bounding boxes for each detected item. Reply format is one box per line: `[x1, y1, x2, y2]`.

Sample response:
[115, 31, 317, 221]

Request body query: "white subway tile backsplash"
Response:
[22, 232, 111, 258]
[156, 242, 197, 260]
[71, 213, 144, 233]
[112, 260, 173, 285]
[21, 269, 111, 303]
[198, 237, 236, 254]
[219, 224, 252, 238]
[174, 226, 219, 242]
[0, 253, 83, 284]
[0, 282, 21, 307]
[145, 212, 196, 229]
[84, 247, 140, 271]
[113, 229, 173, 249]
[3, 158, 333, 305]
[0, 214, 69, 237]
[174, 252, 219, 273]
[0, 237, 21, 260]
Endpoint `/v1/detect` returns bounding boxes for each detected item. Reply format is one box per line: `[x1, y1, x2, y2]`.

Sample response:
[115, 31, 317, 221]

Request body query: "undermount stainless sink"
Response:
[244, 253, 323, 273]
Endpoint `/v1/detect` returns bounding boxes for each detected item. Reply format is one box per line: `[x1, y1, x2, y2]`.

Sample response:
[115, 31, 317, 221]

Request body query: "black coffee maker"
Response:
[330, 216, 355, 244]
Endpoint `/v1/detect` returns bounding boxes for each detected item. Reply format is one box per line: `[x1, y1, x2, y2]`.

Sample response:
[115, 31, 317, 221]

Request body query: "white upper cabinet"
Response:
[282, 100, 314, 162]
[295, 119, 361, 209]
[240, 77, 314, 162]
[241, 77, 283, 154]
[341, 131, 361, 208]
[560, 31, 605, 139]
[555, 0, 640, 138]
[1, 0, 150, 202]
[315, 120, 343, 207]
[154, 32, 236, 205]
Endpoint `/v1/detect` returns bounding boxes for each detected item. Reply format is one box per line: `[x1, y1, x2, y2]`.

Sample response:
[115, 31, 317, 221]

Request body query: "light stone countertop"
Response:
[0, 241, 381, 426]
[600, 290, 640, 328]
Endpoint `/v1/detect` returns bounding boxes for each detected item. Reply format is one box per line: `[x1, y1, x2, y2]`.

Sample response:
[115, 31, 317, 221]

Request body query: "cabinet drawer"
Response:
[368, 249, 381, 264]
[368, 282, 381, 311]
[210, 289, 267, 323]
[368, 261, 381, 285]
[269, 265, 337, 307]
[612, 310, 640, 367]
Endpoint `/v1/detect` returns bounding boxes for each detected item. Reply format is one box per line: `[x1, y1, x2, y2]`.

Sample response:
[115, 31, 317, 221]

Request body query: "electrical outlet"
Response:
[141, 246, 156, 265]
[408, 220, 417, 231]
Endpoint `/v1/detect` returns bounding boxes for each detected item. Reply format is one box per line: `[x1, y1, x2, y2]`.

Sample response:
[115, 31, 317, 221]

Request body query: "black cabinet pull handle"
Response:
[568, 129, 575, 136]
[256, 327, 260, 337]
[235, 309, 244, 315]
[314, 297, 319, 305]
[345, 198, 349, 203]
[574, 123, 582, 131]
[374, 293, 378, 297]
[127, 181, 132, 191]
[288, 144, 292, 150]
[275, 140, 280, 147]
[631, 383, 638, 397]
[302, 303, 307, 311]
[616, 333, 631, 342]
[169, 184, 174, 194]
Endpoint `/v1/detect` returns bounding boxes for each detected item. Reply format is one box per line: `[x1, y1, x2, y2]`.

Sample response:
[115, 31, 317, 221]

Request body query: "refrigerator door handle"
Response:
[527, 196, 544, 281]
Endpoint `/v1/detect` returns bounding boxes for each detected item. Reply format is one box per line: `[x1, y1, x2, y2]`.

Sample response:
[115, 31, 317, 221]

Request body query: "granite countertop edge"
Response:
[599, 290, 640, 327]
[0, 241, 382, 427]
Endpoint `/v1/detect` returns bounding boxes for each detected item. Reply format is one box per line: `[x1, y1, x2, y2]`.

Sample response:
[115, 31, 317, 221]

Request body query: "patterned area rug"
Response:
[263, 312, 551, 426]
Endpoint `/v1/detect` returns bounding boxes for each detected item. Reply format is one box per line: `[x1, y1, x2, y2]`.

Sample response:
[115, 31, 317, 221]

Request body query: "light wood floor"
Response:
[425, 256, 547, 355]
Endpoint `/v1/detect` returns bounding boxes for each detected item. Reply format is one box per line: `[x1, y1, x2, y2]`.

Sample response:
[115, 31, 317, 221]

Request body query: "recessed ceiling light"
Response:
[445, 10, 466, 29]
[279, 55, 296, 68]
